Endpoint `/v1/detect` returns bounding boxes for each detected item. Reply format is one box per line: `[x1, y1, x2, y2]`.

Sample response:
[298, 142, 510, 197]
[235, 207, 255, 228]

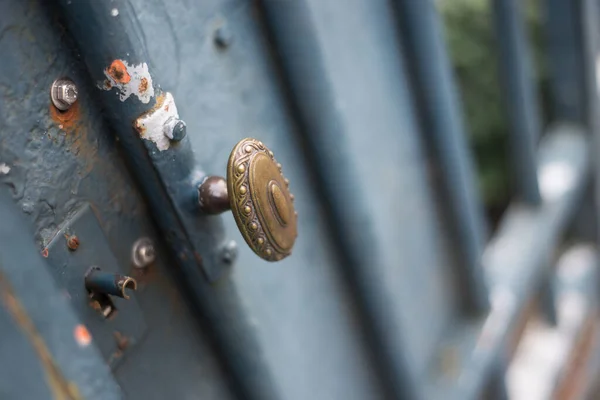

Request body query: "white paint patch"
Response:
[135, 92, 179, 151]
[0, 163, 10, 175]
[98, 60, 154, 104]
[111, 8, 119, 17]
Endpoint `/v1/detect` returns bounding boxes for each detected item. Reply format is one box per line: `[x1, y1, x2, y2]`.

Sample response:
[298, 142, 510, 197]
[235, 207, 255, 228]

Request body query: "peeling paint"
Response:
[134, 92, 179, 151]
[73, 324, 92, 347]
[98, 60, 154, 103]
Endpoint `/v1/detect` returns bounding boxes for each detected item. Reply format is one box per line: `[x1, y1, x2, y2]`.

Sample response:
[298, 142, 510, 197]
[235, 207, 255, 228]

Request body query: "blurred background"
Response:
[0, 0, 599, 399]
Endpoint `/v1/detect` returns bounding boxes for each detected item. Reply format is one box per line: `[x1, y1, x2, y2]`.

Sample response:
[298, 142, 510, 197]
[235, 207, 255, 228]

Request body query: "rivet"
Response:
[258, 238, 264, 245]
[284, 178, 289, 186]
[240, 185, 247, 194]
[277, 163, 282, 170]
[244, 206, 251, 214]
[269, 151, 274, 157]
[250, 222, 258, 230]
[67, 235, 80, 251]
[265, 249, 272, 256]
[238, 164, 245, 173]
[245, 145, 253, 153]
[132, 237, 156, 268]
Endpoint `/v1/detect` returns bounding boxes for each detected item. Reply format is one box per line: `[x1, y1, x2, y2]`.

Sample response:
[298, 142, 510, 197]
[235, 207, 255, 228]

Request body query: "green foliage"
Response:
[438, 0, 546, 212]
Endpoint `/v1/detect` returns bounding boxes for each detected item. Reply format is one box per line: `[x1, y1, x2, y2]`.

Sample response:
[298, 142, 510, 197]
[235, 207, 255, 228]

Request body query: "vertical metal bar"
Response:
[491, 0, 542, 204]
[54, 2, 278, 400]
[392, 0, 489, 314]
[257, 1, 416, 398]
[544, 0, 586, 123]
[580, 0, 600, 300]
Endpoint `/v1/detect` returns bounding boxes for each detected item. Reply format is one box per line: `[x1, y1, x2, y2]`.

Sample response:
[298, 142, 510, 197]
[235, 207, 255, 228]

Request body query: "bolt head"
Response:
[51, 78, 78, 111]
[132, 238, 156, 268]
[163, 117, 187, 142]
[172, 120, 187, 141]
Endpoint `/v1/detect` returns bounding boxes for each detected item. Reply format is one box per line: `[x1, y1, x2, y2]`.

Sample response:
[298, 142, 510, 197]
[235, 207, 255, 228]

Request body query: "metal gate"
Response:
[1, 0, 599, 399]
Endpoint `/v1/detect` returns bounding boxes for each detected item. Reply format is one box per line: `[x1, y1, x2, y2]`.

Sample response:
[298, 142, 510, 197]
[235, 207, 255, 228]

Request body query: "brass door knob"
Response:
[198, 138, 297, 261]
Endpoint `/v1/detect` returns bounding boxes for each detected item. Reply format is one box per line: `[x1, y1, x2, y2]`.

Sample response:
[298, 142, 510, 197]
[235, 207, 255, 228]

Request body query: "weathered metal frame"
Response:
[1, 0, 599, 398]
[55, 2, 278, 399]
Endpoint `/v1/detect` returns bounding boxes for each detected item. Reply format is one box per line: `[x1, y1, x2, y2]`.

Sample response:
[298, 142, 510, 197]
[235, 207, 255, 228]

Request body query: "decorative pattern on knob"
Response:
[227, 138, 297, 261]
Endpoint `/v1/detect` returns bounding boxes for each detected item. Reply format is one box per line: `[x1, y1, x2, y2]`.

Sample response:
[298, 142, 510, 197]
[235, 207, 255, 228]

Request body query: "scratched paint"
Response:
[0, 162, 10, 174]
[98, 59, 154, 103]
[134, 92, 179, 151]
[0, 272, 82, 400]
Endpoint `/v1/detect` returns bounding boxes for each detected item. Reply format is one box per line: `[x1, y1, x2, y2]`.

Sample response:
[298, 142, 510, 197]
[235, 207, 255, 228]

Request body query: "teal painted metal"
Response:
[0, 0, 599, 399]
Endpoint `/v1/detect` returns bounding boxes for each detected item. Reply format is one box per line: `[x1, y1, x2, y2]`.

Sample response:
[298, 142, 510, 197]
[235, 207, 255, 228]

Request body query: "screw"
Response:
[51, 78, 78, 111]
[132, 237, 156, 268]
[214, 26, 233, 48]
[163, 117, 187, 142]
[67, 235, 80, 251]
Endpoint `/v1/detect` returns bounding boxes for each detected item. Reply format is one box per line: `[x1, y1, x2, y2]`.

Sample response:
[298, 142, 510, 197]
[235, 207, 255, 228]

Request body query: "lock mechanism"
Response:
[198, 138, 298, 261]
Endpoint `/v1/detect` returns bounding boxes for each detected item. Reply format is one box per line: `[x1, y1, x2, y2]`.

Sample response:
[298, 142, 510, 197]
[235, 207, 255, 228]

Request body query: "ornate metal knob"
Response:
[198, 138, 297, 261]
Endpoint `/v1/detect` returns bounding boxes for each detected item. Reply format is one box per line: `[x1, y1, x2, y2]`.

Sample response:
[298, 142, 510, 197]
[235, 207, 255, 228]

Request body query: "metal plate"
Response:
[45, 204, 147, 369]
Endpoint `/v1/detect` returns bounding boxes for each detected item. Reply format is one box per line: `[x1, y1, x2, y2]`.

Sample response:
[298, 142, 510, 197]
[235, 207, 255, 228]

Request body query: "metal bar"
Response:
[84, 268, 137, 299]
[426, 126, 591, 399]
[491, 0, 542, 204]
[507, 244, 598, 399]
[54, 2, 278, 400]
[580, 0, 600, 330]
[256, 1, 416, 398]
[543, 0, 586, 124]
[392, 0, 489, 314]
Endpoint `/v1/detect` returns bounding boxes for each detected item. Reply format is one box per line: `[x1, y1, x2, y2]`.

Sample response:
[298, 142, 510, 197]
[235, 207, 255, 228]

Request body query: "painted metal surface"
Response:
[0, 1, 234, 399]
[0, 0, 599, 399]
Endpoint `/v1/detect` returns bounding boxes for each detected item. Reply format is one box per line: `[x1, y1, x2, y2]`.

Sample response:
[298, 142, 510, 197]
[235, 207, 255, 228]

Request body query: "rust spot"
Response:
[106, 60, 131, 84]
[134, 119, 146, 135]
[133, 92, 166, 136]
[49, 101, 81, 133]
[139, 77, 149, 93]
[49, 97, 98, 174]
[66, 235, 80, 251]
[0, 272, 82, 399]
[41, 248, 49, 258]
[74, 324, 92, 347]
[113, 331, 129, 351]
